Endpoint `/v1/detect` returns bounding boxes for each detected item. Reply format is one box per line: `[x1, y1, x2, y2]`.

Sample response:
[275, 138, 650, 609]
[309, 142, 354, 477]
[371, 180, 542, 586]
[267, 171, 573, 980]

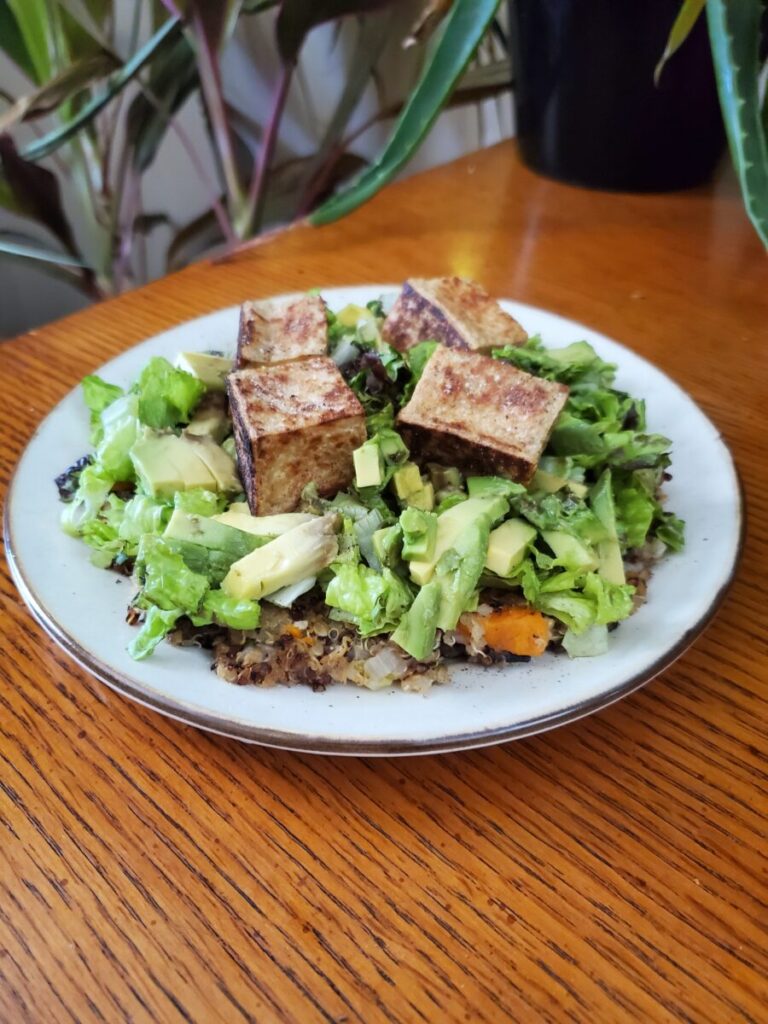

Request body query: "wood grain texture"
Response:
[1, 142, 766, 1023]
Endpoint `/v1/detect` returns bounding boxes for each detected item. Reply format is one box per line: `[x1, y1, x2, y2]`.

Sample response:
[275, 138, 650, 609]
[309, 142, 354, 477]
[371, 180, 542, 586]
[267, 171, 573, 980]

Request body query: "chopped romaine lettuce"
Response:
[135, 535, 209, 613]
[128, 606, 182, 660]
[134, 356, 206, 428]
[194, 590, 261, 630]
[82, 375, 123, 444]
[95, 393, 140, 481]
[174, 487, 229, 517]
[324, 563, 413, 636]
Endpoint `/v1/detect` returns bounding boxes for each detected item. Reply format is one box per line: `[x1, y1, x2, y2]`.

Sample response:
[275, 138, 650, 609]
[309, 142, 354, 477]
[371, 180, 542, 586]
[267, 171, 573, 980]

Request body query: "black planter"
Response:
[509, 0, 726, 192]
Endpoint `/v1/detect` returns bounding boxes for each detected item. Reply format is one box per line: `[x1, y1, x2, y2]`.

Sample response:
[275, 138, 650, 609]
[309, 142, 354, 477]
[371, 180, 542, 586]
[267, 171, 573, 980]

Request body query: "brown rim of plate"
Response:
[3, 467, 745, 757]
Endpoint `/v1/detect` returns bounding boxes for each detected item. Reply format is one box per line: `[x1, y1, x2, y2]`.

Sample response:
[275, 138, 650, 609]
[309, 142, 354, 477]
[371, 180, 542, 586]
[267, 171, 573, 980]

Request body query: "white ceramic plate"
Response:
[5, 286, 742, 755]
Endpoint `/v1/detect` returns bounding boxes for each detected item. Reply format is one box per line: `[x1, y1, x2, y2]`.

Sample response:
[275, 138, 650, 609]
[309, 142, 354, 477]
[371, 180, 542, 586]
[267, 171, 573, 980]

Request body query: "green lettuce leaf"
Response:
[82, 374, 123, 444]
[194, 589, 261, 630]
[493, 336, 616, 390]
[401, 340, 438, 403]
[135, 535, 209, 614]
[95, 393, 140, 482]
[60, 463, 115, 536]
[324, 563, 413, 636]
[134, 356, 206, 428]
[128, 606, 182, 660]
[174, 487, 229, 517]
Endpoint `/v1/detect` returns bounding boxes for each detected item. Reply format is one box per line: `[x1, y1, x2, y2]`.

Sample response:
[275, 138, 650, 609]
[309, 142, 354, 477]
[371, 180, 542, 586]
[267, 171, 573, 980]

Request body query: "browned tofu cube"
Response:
[397, 347, 568, 483]
[228, 356, 366, 514]
[236, 295, 328, 367]
[382, 277, 527, 354]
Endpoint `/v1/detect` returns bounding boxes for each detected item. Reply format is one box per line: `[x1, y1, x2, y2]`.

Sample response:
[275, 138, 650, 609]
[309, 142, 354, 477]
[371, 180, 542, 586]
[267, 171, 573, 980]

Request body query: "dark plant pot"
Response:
[509, 0, 726, 192]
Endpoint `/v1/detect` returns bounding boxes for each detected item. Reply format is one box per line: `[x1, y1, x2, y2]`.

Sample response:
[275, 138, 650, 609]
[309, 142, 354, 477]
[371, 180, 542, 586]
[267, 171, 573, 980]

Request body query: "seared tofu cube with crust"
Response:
[382, 277, 527, 354]
[237, 295, 328, 367]
[228, 356, 366, 515]
[397, 347, 568, 484]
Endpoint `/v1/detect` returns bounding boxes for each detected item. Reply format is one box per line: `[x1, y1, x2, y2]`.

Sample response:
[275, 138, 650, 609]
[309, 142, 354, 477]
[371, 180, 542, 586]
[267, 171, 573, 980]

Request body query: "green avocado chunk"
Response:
[175, 351, 232, 390]
[408, 495, 509, 586]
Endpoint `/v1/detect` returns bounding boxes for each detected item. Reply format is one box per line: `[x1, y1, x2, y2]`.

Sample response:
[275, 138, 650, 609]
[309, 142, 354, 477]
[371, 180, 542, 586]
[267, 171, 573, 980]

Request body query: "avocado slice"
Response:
[409, 495, 508, 586]
[335, 303, 373, 328]
[222, 515, 340, 600]
[164, 510, 260, 558]
[486, 519, 536, 576]
[405, 481, 435, 511]
[390, 579, 441, 661]
[353, 440, 384, 489]
[392, 462, 423, 500]
[400, 507, 437, 561]
[213, 511, 316, 537]
[175, 351, 232, 391]
[590, 469, 626, 585]
[372, 524, 403, 569]
[466, 476, 525, 500]
[542, 530, 599, 572]
[531, 469, 588, 499]
[186, 435, 240, 493]
[185, 393, 230, 443]
[131, 431, 218, 496]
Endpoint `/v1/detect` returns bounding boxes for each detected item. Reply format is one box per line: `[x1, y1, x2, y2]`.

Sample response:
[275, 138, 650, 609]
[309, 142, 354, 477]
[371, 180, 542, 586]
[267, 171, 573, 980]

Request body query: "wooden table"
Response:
[1, 142, 766, 1023]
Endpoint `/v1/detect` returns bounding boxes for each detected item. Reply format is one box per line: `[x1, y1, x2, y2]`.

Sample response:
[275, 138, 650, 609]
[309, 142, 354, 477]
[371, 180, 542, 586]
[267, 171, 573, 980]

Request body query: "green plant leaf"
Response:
[55, 0, 113, 52]
[707, 0, 768, 248]
[655, 0, 706, 84]
[20, 17, 182, 163]
[0, 53, 119, 132]
[276, 0, 394, 65]
[311, 0, 500, 225]
[0, 1, 37, 80]
[298, 8, 395, 213]
[0, 134, 81, 258]
[6, 0, 51, 83]
[242, 0, 277, 10]
[0, 232, 89, 267]
[167, 206, 226, 270]
[124, 34, 198, 172]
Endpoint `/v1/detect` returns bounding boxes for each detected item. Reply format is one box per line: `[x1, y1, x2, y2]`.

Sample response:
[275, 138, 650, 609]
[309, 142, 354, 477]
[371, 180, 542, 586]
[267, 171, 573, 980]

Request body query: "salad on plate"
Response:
[56, 277, 684, 692]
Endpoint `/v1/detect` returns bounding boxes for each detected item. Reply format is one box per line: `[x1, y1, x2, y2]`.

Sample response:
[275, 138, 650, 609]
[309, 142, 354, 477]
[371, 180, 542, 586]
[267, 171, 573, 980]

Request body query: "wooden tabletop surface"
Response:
[1, 141, 766, 1023]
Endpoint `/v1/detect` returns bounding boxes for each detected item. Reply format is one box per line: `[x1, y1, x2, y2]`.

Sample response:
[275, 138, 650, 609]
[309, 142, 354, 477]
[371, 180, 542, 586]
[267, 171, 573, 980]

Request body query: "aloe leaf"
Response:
[6, 0, 51, 83]
[0, 53, 119, 132]
[20, 17, 182, 163]
[655, 0, 706, 84]
[311, 0, 500, 225]
[706, 0, 768, 248]
[0, 1, 36, 80]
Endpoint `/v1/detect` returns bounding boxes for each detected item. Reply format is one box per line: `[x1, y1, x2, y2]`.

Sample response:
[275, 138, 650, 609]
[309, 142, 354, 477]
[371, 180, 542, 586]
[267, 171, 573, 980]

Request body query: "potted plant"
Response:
[507, 0, 767, 246]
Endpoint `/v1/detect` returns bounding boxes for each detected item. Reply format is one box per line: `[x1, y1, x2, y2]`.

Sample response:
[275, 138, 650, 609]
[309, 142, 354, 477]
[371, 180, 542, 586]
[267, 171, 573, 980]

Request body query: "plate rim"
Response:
[3, 292, 745, 755]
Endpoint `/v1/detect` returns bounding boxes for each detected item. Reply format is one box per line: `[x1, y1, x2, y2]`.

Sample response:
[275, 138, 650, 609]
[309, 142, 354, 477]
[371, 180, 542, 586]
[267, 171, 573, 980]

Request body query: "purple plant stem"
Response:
[245, 62, 293, 235]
